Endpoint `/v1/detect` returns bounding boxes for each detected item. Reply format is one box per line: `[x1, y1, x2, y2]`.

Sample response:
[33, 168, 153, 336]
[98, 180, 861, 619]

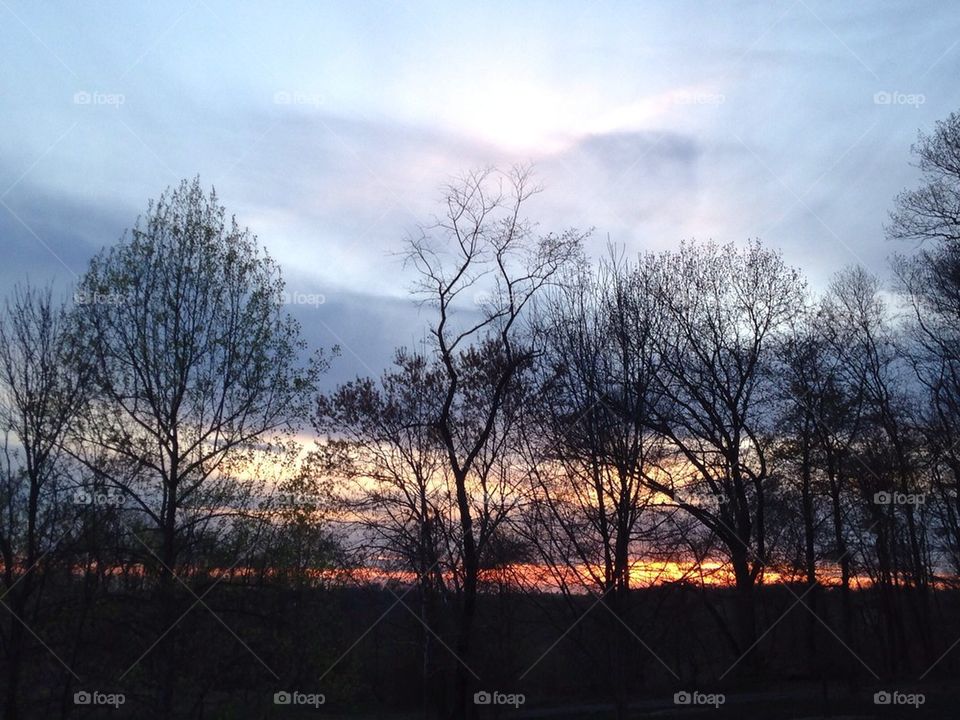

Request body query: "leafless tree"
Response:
[822, 267, 933, 670]
[404, 166, 583, 718]
[640, 240, 806, 668]
[888, 111, 960, 249]
[774, 302, 870, 670]
[517, 252, 671, 715]
[0, 286, 88, 720]
[890, 112, 960, 582]
[314, 348, 460, 716]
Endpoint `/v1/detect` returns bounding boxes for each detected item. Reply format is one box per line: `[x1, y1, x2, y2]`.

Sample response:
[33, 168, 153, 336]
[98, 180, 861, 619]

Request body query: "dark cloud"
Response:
[284, 287, 426, 390]
[0, 178, 133, 293]
[0, 176, 431, 388]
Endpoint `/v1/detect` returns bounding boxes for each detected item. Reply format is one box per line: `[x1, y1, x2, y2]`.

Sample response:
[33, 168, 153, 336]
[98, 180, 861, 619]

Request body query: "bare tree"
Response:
[0, 286, 88, 720]
[518, 253, 669, 716]
[822, 267, 932, 670]
[404, 166, 583, 718]
[314, 348, 459, 716]
[888, 111, 960, 248]
[890, 112, 960, 583]
[774, 302, 869, 670]
[641, 240, 806, 668]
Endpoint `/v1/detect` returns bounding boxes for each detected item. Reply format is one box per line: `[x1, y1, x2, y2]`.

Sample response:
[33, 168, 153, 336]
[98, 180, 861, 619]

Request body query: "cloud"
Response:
[0, 177, 132, 292]
[4, 0, 960, 378]
[283, 284, 427, 390]
[536, 130, 702, 250]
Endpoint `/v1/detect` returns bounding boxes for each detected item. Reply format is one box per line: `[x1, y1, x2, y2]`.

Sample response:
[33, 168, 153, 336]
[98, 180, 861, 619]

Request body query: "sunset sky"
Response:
[2, 1, 958, 384]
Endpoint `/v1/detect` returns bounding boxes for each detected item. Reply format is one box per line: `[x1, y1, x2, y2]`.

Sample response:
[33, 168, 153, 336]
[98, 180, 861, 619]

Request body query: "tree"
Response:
[0, 286, 88, 720]
[519, 253, 668, 716]
[314, 348, 459, 716]
[890, 112, 960, 582]
[642, 240, 806, 669]
[69, 178, 323, 717]
[774, 300, 868, 671]
[822, 267, 931, 670]
[404, 167, 583, 718]
[888, 111, 960, 249]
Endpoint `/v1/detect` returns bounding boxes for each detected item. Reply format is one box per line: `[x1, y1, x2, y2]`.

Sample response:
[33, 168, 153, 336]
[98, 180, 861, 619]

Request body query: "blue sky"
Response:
[1, 1, 958, 382]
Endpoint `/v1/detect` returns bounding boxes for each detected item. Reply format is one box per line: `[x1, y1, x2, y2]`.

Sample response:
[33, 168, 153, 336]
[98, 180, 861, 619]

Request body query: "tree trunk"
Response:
[451, 471, 478, 720]
[731, 550, 758, 674]
[159, 467, 179, 719]
[799, 430, 820, 672]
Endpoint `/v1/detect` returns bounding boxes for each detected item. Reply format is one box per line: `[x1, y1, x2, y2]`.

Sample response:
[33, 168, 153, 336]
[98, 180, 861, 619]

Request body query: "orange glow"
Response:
[0, 557, 901, 591]
[478, 560, 878, 593]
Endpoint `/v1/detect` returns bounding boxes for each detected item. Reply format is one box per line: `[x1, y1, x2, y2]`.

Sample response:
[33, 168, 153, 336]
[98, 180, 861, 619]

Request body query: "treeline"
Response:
[2, 113, 960, 719]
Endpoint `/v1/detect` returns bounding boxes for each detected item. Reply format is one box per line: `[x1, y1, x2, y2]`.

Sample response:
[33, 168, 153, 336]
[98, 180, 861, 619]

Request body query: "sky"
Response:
[1, 1, 958, 384]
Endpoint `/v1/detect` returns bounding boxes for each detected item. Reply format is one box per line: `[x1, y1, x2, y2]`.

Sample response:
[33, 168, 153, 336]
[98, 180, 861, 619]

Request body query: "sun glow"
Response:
[432, 77, 721, 155]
